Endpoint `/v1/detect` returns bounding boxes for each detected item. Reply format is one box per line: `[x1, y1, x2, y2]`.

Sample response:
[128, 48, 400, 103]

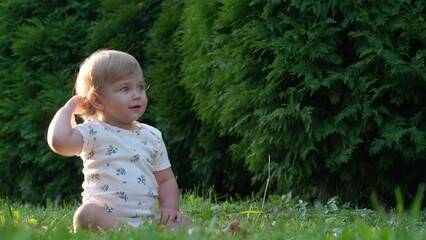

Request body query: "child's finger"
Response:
[175, 212, 182, 222]
[167, 211, 180, 223]
[162, 213, 170, 224]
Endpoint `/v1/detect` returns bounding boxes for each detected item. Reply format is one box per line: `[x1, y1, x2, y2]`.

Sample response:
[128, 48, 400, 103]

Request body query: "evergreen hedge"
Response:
[178, 0, 426, 203]
[0, 0, 165, 203]
[0, 0, 424, 205]
[0, 0, 97, 202]
[144, 0, 253, 195]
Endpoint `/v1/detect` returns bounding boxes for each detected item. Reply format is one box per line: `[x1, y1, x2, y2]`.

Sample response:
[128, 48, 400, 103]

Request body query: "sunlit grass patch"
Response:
[1, 191, 425, 239]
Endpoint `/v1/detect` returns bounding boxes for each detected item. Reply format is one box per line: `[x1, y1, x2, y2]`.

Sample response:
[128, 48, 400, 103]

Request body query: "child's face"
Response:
[96, 71, 147, 129]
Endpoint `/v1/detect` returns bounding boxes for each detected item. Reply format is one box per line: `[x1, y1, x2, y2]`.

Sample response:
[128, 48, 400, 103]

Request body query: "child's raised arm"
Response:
[47, 96, 84, 156]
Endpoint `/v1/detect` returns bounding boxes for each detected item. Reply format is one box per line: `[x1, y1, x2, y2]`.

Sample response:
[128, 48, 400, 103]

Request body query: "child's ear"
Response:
[88, 92, 104, 110]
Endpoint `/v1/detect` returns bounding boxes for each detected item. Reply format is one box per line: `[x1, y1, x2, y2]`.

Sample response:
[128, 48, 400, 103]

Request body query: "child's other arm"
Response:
[47, 96, 83, 156]
[155, 168, 183, 224]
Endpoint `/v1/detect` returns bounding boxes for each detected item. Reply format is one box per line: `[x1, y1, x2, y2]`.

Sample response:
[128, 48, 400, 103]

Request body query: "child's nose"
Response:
[132, 90, 141, 100]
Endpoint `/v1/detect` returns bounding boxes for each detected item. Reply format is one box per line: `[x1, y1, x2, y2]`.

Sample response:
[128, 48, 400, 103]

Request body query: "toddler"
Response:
[47, 49, 240, 234]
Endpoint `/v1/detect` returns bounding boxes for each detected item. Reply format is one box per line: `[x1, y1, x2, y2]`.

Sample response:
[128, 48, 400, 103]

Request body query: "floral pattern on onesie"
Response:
[74, 116, 171, 226]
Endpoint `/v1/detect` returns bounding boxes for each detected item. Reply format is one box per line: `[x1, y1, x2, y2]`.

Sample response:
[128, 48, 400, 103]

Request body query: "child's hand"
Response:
[64, 95, 86, 115]
[157, 208, 184, 225]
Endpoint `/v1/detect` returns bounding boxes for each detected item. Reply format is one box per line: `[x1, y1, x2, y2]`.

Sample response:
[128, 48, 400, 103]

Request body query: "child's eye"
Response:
[137, 85, 146, 92]
[120, 86, 130, 92]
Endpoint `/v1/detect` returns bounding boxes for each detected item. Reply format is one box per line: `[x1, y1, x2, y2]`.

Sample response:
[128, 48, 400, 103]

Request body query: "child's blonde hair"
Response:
[75, 49, 143, 120]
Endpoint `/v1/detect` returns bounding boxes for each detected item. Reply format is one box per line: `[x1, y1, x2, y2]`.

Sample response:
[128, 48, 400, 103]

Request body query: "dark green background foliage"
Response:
[0, 0, 97, 203]
[178, 0, 426, 203]
[144, 0, 253, 194]
[0, 0, 424, 205]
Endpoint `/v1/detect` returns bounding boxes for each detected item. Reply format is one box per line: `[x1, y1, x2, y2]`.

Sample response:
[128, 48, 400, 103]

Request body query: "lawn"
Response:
[0, 190, 425, 239]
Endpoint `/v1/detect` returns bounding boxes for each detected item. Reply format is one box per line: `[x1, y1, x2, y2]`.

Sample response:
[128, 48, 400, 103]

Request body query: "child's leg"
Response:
[164, 216, 241, 236]
[223, 220, 241, 234]
[73, 203, 119, 232]
[154, 213, 191, 230]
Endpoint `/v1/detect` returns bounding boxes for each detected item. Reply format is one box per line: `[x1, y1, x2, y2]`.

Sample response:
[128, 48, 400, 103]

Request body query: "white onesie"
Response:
[74, 116, 171, 227]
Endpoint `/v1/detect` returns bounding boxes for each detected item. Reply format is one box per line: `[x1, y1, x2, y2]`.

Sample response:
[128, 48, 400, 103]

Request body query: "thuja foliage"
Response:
[178, 0, 426, 203]
[83, 0, 162, 65]
[0, 0, 98, 203]
[0, 0, 162, 203]
[144, 0, 253, 194]
[1, 0, 425, 205]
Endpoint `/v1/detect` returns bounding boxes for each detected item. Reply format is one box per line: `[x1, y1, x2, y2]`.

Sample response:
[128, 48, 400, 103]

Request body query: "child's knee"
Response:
[73, 203, 105, 231]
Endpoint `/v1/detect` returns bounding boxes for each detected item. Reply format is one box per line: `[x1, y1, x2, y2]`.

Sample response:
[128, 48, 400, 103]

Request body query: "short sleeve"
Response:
[153, 137, 171, 172]
[73, 123, 95, 158]
[141, 124, 171, 172]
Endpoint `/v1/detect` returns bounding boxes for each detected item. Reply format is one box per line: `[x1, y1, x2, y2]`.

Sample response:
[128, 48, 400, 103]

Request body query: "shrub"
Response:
[1, 0, 425, 205]
[144, 0, 253, 194]
[0, 0, 98, 202]
[178, 0, 426, 204]
[0, 0, 163, 203]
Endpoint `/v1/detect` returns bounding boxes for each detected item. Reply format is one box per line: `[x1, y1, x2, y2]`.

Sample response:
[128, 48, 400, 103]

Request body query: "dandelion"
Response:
[12, 210, 19, 223]
[26, 217, 37, 225]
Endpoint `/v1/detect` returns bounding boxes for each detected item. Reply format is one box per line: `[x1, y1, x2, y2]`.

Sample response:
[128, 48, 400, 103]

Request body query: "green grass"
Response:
[0, 191, 425, 240]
